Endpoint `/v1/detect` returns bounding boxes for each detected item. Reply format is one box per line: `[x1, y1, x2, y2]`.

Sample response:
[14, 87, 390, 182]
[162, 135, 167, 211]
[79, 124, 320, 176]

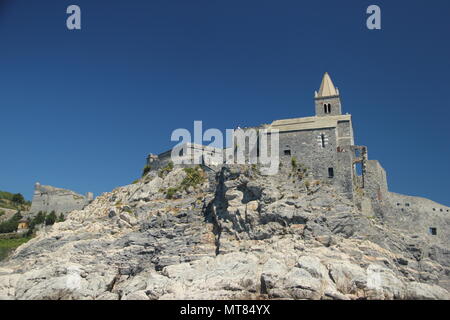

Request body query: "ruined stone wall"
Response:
[29, 183, 93, 215]
[336, 146, 354, 198]
[360, 159, 450, 246]
[383, 192, 450, 252]
[365, 160, 389, 201]
[150, 143, 224, 172]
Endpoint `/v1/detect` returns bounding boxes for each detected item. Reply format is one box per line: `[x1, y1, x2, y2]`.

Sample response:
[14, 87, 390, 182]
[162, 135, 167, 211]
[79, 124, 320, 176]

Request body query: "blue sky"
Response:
[0, 0, 449, 205]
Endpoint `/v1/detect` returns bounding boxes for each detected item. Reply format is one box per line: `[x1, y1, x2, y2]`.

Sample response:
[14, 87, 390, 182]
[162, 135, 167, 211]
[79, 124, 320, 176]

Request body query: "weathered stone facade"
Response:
[29, 182, 93, 215]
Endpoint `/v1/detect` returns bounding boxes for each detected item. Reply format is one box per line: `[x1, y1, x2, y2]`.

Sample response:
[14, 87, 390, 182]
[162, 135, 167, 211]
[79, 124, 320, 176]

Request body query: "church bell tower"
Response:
[314, 72, 342, 117]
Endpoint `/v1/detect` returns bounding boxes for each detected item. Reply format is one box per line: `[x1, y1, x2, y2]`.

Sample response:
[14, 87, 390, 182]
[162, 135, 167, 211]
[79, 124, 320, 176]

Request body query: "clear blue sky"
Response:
[0, 0, 449, 205]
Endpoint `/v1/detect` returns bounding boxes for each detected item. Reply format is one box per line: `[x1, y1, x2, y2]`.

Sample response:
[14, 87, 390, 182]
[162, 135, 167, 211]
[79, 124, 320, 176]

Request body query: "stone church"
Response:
[149, 73, 449, 240]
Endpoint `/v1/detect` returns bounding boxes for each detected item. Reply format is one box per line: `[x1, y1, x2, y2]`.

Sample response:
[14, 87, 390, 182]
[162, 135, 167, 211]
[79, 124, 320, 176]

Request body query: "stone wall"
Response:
[29, 183, 93, 215]
[365, 160, 389, 201]
[278, 127, 338, 178]
[380, 192, 450, 261]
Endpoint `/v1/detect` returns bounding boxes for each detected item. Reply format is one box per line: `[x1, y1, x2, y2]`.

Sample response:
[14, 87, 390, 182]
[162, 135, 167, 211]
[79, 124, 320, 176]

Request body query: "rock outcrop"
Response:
[0, 165, 448, 300]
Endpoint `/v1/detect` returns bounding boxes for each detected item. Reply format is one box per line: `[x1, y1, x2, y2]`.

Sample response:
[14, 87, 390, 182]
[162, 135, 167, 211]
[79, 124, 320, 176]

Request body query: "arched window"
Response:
[327, 104, 331, 113]
[320, 134, 325, 148]
[324, 104, 327, 113]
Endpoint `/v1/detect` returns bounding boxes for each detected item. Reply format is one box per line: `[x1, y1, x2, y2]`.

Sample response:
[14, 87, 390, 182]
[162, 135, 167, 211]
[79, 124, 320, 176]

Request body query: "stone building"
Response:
[29, 182, 94, 216]
[146, 73, 449, 240]
[17, 218, 29, 234]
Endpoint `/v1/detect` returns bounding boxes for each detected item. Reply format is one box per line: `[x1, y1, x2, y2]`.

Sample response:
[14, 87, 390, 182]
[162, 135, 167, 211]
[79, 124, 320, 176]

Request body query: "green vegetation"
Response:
[290, 157, 308, 180]
[158, 161, 174, 177]
[251, 164, 260, 174]
[122, 206, 133, 214]
[0, 237, 31, 261]
[57, 213, 65, 222]
[45, 211, 57, 226]
[0, 212, 22, 233]
[166, 187, 178, 199]
[181, 167, 206, 189]
[22, 211, 64, 236]
[29, 211, 45, 229]
[0, 190, 31, 211]
[142, 164, 152, 177]
[291, 157, 298, 170]
[164, 166, 206, 199]
[11, 193, 25, 205]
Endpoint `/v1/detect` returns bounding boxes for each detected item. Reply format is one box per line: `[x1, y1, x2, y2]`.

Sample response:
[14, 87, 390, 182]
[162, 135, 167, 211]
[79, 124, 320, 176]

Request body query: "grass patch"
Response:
[0, 237, 31, 261]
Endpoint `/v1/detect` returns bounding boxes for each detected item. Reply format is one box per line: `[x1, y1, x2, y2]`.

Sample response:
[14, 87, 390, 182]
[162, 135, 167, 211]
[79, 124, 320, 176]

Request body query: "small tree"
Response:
[12, 193, 25, 205]
[45, 211, 57, 226]
[34, 211, 46, 225]
[57, 213, 65, 222]
[0, 211, 22, 233]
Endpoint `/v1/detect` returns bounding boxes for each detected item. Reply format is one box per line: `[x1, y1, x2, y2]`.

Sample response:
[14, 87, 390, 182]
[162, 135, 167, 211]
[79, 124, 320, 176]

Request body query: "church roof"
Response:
[316, 72, 339, 98]
[269, 114, 351, 132]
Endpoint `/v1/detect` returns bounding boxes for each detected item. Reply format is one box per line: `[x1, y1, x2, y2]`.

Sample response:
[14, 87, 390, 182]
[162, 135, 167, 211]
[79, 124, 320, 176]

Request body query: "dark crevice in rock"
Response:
[203, 167, 230, 256]
[106, 271, 121, 293]
[260, 275, 268, 294]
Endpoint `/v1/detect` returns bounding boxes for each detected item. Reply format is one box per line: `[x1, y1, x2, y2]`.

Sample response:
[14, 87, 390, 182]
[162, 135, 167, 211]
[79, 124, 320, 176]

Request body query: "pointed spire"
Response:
[317, 72, 338, 98]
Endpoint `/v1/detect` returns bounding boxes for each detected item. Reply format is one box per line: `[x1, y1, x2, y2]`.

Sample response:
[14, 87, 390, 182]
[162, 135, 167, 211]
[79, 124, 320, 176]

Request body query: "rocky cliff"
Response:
[0, 165, 448, 300]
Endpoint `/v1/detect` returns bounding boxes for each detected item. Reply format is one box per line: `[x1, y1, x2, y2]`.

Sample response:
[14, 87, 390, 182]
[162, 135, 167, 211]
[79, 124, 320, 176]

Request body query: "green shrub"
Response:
[45, 211, 57, 226]
[291, 157, 297, 170]
[158, 161, 174, 177]
[0, 211, 23, 234]
[166, 187, 178, 199]
[12, 193, 25, 205]
[181, 167, 205, 189]
[57, 213, 65, 222]
[33, 211, 46, 225]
